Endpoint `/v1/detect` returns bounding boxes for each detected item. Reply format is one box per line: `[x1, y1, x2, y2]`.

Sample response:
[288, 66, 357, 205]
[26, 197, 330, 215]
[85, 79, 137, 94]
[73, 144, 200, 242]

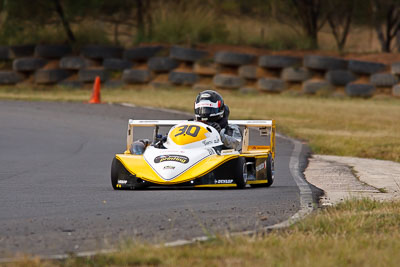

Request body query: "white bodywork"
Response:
[143, 121, 223, 181]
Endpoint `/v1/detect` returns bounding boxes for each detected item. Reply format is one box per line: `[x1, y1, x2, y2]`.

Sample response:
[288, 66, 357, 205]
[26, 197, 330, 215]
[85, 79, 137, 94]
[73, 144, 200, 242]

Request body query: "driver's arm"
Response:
[220, 125, 241, 150]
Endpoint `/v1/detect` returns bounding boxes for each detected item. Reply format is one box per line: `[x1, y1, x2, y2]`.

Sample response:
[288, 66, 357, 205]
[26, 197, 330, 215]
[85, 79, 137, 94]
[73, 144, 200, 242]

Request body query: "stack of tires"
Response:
[213, 51, 255, 91]
[1, 43, 400, 98]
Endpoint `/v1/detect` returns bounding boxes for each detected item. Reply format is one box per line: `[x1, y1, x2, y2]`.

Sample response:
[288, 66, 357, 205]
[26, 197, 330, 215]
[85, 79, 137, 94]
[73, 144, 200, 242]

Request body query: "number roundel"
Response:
[169, 124, 208, 145]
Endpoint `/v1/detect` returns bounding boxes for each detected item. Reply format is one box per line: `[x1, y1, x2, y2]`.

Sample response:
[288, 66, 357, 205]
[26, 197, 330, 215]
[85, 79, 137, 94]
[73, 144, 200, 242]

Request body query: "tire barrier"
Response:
[78, 69, 108, 82]
[213, 74, 245, 89]
[257, 78, 286, 92]
[303, 80, 334, 94]
[170, 46, 208, 62]
[348, 60, 386, 75]
[325, 70, 357, 86]
[10, 45, 35, 58]
[34, 44, 71, 59]
[281, 67, 311, 82]
[238, 65, 260, 79]
[345, 83, 375, 97]
[59, 56, 88, 70]
[13, 57, 47, 72]
[393, 84, 400, 97]
[103, 58, 133, 70]
[215, 51, 256, 66]
[0, 46, 10, 60]
[303, 55, 348, 71]
[370, 73, 398, 87]
[122, 69, 152, 84]
[81, 45, 123, 59]
[168, 71, 198, 85]
[0, 71, 24, 85]
[123, 46, 164, 61]
[148, 57, 179, 72]
[391, 62, 400, 75]
[193, 62, 217, 76]
[35, 69, 71, 84]
[259, 55, 302, 69]
[1, 43, 400, 97]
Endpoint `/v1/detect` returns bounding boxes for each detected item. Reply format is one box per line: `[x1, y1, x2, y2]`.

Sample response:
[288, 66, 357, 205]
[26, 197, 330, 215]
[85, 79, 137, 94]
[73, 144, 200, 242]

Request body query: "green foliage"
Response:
[73, 24, 111, 46]
[136, 2, 229, 45]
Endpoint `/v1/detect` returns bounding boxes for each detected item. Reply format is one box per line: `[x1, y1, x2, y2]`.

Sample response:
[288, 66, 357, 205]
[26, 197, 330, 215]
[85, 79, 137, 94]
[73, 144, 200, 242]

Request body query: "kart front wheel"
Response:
[111, 157, 121, 190]
[234, 157, 248, 189]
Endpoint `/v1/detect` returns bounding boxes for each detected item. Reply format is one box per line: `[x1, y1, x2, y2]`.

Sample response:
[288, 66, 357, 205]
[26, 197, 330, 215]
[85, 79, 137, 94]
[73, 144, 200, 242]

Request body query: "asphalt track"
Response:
[0, 100, 314, 258]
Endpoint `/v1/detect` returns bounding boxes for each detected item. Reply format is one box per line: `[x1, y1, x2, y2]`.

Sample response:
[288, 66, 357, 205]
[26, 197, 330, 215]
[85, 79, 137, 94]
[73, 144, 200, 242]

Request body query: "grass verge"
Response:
[1, 86, 399, 162]
[4, 199, 400, 266]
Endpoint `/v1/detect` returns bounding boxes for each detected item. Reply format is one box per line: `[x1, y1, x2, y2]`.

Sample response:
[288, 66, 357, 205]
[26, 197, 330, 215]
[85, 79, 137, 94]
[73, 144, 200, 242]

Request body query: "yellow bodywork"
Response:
[116, 153, 239, 185]
[168, 124, 209, 145]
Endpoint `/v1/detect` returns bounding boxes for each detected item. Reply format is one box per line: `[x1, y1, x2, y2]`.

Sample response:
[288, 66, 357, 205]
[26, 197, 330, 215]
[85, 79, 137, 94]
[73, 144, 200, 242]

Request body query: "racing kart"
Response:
[111, 119, 275, 189]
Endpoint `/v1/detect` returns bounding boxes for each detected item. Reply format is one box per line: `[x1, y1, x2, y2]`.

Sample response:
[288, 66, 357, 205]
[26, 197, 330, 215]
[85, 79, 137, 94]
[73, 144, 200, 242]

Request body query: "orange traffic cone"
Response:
[87, 76, 102, 104]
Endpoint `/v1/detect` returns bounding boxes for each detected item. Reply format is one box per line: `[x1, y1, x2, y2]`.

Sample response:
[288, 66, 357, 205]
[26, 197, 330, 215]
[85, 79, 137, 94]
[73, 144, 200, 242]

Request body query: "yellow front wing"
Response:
[116, 154, 239, 185]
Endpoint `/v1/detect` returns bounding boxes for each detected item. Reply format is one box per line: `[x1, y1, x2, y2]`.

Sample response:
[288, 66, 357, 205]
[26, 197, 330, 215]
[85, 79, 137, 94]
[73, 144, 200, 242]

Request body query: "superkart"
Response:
[111, 119, 276, 189]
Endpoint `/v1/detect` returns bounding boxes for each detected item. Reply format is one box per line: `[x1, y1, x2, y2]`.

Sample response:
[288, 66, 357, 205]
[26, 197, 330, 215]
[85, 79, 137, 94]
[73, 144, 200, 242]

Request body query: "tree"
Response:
[270, 0, 328, 49]
[0, 0, 102, 44]
[326, 0, 354, 52]
[53, 0, 75, 42]
[370, 0, 400, 52]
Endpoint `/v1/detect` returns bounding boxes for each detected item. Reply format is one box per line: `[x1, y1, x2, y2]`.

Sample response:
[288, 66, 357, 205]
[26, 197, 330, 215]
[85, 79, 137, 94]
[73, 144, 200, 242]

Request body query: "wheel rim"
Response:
[242, 162, 248, 184]
[271, 159, 275, 181]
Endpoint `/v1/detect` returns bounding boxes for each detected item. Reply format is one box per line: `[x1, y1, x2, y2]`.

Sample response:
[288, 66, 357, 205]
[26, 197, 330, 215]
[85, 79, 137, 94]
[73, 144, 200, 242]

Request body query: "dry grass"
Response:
[4, 199, 400, 267]
[1, 86, 399, 162]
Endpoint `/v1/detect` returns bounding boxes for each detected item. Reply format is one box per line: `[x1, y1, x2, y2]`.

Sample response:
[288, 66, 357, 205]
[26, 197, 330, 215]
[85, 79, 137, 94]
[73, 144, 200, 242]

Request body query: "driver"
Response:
[194, 90, 242, 151]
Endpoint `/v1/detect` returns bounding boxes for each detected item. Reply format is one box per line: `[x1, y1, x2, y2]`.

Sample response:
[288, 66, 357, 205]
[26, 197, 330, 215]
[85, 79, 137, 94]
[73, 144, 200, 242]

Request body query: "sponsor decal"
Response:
[163, 165, 175, 170]
[202, 140, 213, 146]
[195, 100, 219, 109]
[118, 180, 127, 184]
[201, 93, 211, 98]
[256, 161, 266, 172]
[220, 149, 235, 155]
[216, 179, 234, 184]
[154, 155, 189, 164]
[207, 148, 215, 155]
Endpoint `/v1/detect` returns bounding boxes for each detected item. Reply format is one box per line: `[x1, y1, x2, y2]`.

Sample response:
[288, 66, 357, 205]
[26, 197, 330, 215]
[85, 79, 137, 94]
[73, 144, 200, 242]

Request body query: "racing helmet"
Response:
[194, 90, 224, 122]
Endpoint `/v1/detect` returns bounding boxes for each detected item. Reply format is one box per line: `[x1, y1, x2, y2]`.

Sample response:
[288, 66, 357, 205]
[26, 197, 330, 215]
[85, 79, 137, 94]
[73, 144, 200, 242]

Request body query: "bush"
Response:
[0, 21, 110, 47]
[135, 2, 229, 45]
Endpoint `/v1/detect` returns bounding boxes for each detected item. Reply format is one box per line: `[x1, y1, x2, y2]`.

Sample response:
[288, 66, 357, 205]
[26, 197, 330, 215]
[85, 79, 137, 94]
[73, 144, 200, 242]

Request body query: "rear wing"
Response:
[228, 120, 275, 157]
[126, 119, 276, 157]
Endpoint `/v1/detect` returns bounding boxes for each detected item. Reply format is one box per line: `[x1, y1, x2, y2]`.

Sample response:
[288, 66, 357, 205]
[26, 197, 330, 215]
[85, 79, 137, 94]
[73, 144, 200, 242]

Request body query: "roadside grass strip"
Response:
[3, 199, 400, 267]
[1, 86, 399, 162]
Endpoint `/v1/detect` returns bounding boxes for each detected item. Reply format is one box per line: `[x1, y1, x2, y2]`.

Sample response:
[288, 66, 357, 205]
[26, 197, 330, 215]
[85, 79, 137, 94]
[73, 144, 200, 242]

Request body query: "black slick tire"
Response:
[250, 154, 274, 188]
[111, 157, 120, 190]
[234, 157, 248, 189]
[111, 157, 149, 190]
[265, 155, 274, 187]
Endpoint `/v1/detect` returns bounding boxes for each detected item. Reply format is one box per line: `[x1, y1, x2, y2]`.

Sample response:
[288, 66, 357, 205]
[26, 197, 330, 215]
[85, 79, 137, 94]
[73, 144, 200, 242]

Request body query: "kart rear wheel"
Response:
[234, 157, 248, 189]
[265, 155, 274, 187]
[250, 154, 274, 188]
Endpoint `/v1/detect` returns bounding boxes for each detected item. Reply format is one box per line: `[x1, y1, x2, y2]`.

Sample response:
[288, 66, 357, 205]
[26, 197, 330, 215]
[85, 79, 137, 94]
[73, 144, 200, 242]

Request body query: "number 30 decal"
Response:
[174, 125, 201, 138]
